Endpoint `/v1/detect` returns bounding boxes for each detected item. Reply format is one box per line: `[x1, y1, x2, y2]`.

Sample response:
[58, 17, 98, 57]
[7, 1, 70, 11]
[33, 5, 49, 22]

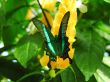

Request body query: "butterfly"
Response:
[32, 11, 72, 63]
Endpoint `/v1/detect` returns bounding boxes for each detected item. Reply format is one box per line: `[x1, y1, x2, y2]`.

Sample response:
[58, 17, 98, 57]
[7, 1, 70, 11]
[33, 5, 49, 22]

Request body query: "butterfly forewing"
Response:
[32, 18, 57, 56]
[58, 11, 70, 57]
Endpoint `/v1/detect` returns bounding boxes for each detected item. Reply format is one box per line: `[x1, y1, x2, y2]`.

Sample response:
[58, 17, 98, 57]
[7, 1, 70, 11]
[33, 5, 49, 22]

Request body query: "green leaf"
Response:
[4, 0, 29, 13]
[94, 64, 110, 82]
[104, 0, 110, 3]
[1, 0, 30, 46]
[71, 61, 97, 82]
[2, 25, 25, 46]
[95, 21, 110, 34]
[0, 27, 2, 41]
[74, 28, 105, 81]
[94, 21, 110, 41]
[103, 56, 110, 67]
[0, 57, 26, 81]
[71, 61, 85, 82]
[61, 67, 76, 82]
[87, 76, 97, 82]
[2, 26, 17, 45]
[50, 75, 62, 82]
[95, 29, 110, 41]
[84, 0, 110, 23]
[14, 33, 44, 67]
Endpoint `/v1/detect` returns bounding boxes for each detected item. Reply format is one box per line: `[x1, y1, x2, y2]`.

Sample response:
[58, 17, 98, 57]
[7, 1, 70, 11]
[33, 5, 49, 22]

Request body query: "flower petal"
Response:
[40, 54, 49, 66]
[50, 57, 70, 69]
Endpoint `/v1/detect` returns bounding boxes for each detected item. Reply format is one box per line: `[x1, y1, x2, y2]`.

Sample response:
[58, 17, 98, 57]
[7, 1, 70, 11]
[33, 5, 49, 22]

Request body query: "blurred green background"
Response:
[0, 0, 110, 82]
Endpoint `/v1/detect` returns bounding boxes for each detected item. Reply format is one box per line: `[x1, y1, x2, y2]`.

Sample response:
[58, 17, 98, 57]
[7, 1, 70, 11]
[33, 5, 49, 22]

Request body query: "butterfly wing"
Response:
[32, 18, 56, 56]
[32, 11, 70, 59]
[57, 11, 70, 58]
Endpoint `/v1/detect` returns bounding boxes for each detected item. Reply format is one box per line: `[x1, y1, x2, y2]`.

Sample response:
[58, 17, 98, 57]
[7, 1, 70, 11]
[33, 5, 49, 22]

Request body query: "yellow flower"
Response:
[40, 0, 57, 11]
[51, 0, 77, 36]
[39, 0, 77, 69]
[50, 57, 70, 69]
[26, 8, 33, 20]
[40, 53, 49, 66]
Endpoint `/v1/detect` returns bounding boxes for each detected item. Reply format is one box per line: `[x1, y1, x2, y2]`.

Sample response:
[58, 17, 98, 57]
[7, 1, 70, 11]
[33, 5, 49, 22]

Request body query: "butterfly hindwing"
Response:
[32, 18, 57, 56]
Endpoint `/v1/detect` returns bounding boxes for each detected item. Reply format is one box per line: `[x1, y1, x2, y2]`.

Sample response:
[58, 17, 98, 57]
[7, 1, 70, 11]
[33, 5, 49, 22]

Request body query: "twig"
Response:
[16, 71, 42, 82]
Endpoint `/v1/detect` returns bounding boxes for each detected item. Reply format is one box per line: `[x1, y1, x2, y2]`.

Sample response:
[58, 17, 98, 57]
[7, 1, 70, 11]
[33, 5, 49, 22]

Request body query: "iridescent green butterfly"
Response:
[32, 11, 71, 62]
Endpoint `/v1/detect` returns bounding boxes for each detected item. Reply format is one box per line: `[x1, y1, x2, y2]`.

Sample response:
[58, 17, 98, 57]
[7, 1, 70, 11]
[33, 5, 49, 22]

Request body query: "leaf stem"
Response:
[56, 69, 65, 76]
[78, 13, 83, 21]
[69, 65, 77, 82]
[16, 71, 42, 82]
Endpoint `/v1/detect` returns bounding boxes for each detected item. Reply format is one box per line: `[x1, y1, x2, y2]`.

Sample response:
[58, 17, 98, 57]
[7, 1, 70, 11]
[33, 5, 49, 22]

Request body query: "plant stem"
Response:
[56, 69, 65, 76]
[78, 13, 83, 21]
[69, 65, 77, 82]
[16, 71, 42, 82]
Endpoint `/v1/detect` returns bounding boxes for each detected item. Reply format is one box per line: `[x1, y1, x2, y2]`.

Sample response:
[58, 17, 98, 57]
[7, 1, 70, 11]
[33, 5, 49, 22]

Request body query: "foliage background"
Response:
[0, 0, 110, 82]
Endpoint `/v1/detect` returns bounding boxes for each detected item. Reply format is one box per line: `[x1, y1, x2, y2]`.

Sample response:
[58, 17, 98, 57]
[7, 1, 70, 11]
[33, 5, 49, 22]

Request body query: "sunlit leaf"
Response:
[94, 21, 110, 41]
[103, 56, 110, 68]
[74, 22, 105, 81]
[2, 25, 25, 46]
[14, 33, 44, 67]
[104, 0, 110, 3]
[94, 64, 110, 82]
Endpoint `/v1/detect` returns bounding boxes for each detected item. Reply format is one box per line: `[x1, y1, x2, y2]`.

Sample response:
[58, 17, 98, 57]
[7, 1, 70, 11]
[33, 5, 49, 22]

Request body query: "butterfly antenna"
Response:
[37, 0, 51, 29]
